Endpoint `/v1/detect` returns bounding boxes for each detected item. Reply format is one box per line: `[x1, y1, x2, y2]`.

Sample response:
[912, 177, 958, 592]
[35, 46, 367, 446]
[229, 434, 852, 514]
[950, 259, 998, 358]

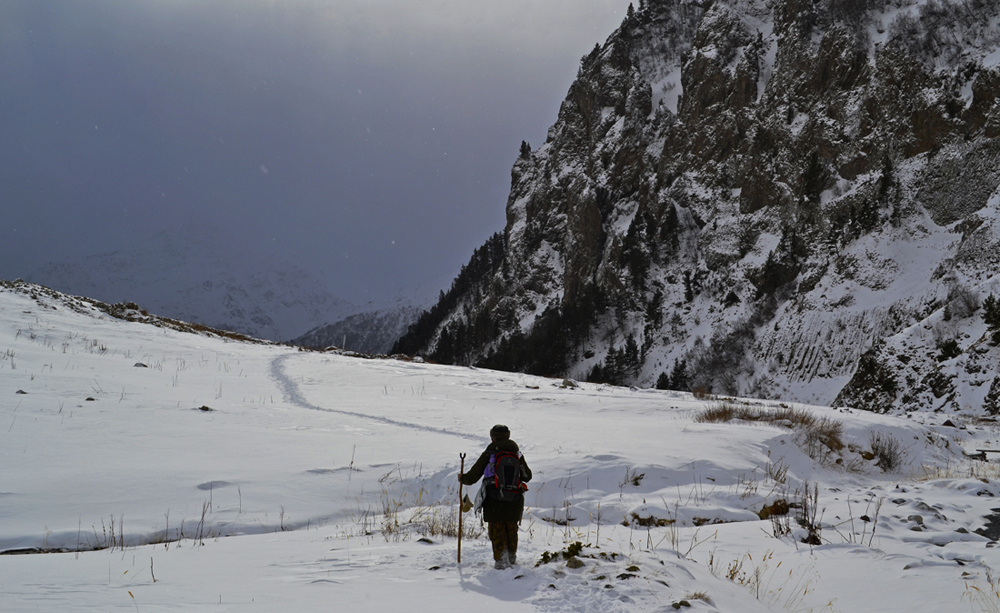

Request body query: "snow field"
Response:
[3, 283, 1000, 611]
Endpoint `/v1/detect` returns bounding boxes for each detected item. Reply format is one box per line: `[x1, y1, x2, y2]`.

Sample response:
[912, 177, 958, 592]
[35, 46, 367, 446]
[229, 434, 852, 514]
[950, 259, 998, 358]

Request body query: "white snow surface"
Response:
[4, 283, 1000, 611]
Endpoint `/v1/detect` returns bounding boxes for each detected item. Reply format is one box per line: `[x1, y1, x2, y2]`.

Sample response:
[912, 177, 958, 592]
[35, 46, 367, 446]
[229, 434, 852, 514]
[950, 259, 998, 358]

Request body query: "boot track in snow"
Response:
[269, 353, 481, 442]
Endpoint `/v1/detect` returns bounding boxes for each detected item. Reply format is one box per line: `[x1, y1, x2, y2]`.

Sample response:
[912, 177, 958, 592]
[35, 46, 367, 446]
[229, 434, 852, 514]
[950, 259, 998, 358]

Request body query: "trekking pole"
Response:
[458, 452, 466, 563]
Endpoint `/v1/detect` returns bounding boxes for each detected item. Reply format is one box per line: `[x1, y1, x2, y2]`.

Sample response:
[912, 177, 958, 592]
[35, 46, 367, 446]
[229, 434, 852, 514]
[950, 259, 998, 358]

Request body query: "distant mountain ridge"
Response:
[291, 304, 423, 355]
[26, 229, 356, 342]
[394, 0, 1000, 415]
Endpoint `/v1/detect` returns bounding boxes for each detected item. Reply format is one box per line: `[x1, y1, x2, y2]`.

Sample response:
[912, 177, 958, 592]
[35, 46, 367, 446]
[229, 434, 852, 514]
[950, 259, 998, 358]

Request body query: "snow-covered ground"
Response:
[3, 281, 1000, 612]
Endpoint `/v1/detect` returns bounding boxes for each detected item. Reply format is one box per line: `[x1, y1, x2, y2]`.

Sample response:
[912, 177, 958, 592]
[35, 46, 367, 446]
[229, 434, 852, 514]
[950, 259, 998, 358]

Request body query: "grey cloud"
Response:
[0, 0, 627, 305]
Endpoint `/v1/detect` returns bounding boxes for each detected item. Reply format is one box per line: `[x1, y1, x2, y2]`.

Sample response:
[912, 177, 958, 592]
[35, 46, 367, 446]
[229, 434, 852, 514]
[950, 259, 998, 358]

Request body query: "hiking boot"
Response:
[495, 551, 512, 569]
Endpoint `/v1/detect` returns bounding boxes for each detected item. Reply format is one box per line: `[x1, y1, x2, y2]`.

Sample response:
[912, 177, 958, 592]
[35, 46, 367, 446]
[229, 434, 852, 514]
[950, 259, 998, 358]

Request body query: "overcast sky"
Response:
[0, 0, 629, 306]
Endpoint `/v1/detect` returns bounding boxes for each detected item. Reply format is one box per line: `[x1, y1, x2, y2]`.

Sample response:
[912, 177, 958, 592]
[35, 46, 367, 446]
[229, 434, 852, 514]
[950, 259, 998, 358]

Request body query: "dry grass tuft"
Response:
[869, 431, 904, 472]
[695, 401, 845, 463]
[964, 571, 1000, 613]
[917, 460, 1000, 481]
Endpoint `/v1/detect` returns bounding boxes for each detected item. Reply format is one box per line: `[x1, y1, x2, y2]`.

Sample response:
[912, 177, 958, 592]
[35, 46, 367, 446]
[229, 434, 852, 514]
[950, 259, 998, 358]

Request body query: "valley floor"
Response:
[3, 284, 1000, 611]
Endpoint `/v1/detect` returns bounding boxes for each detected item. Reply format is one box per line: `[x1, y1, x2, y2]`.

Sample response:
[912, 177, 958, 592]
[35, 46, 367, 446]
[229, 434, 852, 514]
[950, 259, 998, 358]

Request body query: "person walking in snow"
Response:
[458, 424, 532, 569]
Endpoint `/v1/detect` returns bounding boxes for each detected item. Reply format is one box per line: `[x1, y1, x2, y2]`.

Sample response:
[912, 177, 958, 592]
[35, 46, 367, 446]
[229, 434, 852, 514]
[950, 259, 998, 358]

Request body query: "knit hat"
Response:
[490, 424, 510, 439]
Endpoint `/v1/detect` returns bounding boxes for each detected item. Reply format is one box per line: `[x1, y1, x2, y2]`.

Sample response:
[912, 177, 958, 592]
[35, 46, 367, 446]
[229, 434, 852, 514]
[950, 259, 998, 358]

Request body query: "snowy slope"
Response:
[4, 281, 1000, 611]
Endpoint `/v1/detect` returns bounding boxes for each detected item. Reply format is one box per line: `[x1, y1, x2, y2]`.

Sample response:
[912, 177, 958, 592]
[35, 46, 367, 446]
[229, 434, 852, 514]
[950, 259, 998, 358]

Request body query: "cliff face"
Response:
[396, 0, 1000, 414]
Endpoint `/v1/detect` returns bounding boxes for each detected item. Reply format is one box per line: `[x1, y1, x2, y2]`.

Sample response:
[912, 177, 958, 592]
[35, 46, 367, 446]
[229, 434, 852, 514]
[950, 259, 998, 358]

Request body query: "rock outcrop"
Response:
[396, 0, 1000, 414]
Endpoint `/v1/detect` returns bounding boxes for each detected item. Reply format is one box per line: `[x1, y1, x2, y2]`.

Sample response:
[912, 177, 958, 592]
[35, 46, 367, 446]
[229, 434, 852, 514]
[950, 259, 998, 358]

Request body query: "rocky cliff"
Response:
[395, 0, 1000, 414]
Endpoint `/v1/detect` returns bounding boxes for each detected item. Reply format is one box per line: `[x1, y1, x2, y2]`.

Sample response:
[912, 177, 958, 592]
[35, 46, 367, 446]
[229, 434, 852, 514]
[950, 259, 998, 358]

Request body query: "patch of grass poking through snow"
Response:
[868, 430, 904, 472]
[695, 402, 846, 465]
[797, 482, 823, 546]
[620, 466, 645, 488]
[714, 549, 831, 611]
[685, 591, 713, 606]
[409, 503, 484, 541]
[965, 571, 1000, 613]
[918, 459, 1000, 481]
[355, 482, 484, 543]
[89, 514, 128, 552]
[766, 457, 790, 485]
[627, 512, 674, 527]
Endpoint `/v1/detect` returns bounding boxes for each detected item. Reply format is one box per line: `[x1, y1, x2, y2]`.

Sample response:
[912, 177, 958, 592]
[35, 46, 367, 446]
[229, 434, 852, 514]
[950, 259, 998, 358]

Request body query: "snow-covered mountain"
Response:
[290, 271, 450, 354]
[291, 303, 423, 355]
[395, 0, 1000, 415]
[25, 228, 356, 342]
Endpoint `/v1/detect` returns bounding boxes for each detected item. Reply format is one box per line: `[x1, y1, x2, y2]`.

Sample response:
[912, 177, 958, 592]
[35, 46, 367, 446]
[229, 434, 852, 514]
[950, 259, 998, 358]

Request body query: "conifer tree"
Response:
[984, 294, 1000, 330]
[669, 359, 688, 391]
[656, 371, 670, 390]
[645, 289, 663, 329]
[624, 335, 640, 378]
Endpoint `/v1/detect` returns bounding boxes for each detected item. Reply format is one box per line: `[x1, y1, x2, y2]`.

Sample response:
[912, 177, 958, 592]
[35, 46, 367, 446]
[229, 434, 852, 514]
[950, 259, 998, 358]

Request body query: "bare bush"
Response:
[869, 431, 904, 472]
[765, 458, 789, 485]
[948, 283, 981, 319]
[798, 416, 845, 462]
[797, 483, 823, 545]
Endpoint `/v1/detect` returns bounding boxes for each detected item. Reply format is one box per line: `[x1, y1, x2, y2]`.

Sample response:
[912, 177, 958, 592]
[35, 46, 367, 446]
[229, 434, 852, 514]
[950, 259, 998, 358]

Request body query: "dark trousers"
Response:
[488, 521, 519, 562]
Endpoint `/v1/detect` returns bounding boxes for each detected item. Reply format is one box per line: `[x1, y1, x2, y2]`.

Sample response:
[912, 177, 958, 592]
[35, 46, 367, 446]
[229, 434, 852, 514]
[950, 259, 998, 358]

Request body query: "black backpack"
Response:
[487, 450, 527, 502]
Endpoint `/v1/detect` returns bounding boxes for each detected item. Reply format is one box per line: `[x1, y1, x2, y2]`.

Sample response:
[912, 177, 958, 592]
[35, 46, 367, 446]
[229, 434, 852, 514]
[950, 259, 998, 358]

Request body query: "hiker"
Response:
[458, 424, 531, 569]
